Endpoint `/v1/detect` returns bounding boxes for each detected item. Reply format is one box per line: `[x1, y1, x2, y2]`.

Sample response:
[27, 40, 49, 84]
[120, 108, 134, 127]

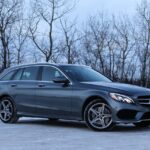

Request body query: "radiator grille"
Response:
[137, 96, 150, 107]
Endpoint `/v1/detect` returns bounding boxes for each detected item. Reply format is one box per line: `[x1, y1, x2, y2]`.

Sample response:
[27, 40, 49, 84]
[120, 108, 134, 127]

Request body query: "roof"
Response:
[2, 63, 88, 72]
[0, 63, 89, 78]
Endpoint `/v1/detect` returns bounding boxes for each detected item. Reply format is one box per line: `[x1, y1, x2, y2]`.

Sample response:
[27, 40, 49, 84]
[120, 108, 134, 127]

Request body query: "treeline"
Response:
[0, 0, 150, 87]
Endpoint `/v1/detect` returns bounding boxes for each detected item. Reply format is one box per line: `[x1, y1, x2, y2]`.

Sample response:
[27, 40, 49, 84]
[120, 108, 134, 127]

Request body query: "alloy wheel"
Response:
[87, 102, 112, 130]
[0, 99, 13, 122]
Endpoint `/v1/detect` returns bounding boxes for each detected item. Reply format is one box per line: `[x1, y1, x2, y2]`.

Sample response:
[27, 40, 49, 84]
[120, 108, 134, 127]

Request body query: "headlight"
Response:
[110, 93, 134, 104]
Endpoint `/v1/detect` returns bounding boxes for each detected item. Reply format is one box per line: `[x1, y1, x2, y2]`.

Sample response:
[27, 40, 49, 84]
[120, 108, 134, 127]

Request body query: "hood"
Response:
[81, 82, 150, 96]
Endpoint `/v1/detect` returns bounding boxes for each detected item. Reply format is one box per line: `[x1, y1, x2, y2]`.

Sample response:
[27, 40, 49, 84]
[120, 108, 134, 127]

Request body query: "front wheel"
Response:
[0, 97, 19, 123]
[84, 100, 114, 131]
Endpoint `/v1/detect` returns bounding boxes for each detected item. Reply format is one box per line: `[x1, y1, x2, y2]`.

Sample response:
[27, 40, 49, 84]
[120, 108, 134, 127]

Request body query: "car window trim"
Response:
[37, 66, 43, 81]
[0, 65, 73, 84]
[19, 68, 25, 80]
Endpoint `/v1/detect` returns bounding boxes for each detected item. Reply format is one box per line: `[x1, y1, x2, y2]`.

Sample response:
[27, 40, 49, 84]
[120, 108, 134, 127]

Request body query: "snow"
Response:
[0, 118, 149, 150]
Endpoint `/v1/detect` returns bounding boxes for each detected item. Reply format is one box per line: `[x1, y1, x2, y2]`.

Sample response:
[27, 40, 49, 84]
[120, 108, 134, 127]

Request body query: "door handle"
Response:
[38, 84, 45, 87]
[11, 84, 17, 87]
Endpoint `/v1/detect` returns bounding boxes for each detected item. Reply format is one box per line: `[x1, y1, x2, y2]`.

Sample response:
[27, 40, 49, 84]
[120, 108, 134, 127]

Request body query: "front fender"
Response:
[71, 88, 111, 120]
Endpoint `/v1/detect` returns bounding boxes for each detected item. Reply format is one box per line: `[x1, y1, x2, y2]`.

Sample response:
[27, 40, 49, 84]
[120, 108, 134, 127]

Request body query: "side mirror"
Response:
[53, 77, 70, 84]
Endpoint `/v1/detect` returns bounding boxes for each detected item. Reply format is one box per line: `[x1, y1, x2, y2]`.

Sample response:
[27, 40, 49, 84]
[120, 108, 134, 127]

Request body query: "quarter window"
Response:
[42, 67, 65, 81]
[1, 70, 17, 81]
[21, 67, 39, 81]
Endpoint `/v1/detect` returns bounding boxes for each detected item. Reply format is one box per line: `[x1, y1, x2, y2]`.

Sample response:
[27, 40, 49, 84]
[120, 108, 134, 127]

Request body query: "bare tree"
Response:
[29, 0, 75, 62]
[12, 10, 29, 64]
[107, 33, 117, 80]
[58, 19, 80, 64]
[113, 16, 135, 81]
[135, 0, 150, 87]
[0, 0, 22, 71]
[82, 14, 110, 74]
[81, 27, 96, 68]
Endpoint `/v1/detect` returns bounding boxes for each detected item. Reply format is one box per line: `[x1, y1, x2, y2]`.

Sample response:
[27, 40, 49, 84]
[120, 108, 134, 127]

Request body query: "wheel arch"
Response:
[82, 95, 108, 120]
[0, 94, 19, 123]
[0, 94, 16, 104]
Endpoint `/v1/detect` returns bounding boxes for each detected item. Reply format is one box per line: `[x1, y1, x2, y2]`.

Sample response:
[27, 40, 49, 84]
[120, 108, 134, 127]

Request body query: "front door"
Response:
[35, 66, 73, 119]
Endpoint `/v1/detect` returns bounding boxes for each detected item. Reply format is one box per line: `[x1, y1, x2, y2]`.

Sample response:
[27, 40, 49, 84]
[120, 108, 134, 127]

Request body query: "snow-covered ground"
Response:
[0, 118, 149, 150]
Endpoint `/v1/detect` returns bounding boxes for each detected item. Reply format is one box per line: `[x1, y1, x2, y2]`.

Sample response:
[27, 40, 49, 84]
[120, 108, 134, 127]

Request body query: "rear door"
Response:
[10, 66, 40, 115]
[0, 69, 18, 98]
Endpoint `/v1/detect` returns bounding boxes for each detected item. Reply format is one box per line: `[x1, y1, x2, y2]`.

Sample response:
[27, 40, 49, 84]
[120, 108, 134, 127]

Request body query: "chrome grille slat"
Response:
[140, 103, 150, 105]
[137, 96, 150, 107]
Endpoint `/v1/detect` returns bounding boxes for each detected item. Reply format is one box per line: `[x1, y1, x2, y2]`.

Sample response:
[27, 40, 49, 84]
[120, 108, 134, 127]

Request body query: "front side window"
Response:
[42, 66, 65, 81]
[21, 67, 39, 81]
[1, 70, 17, 81]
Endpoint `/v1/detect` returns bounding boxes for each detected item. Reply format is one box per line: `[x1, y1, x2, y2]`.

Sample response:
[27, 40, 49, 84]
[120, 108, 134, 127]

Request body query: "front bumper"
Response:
[108, 97, 150, 124]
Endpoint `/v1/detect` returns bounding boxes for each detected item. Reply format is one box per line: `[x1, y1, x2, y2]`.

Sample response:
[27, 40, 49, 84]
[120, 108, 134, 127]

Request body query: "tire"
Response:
[84, 99, 114, 131]
[134, 121, 150, 128]
[48, 118, 59, 121]
[0, 97, 19, 123]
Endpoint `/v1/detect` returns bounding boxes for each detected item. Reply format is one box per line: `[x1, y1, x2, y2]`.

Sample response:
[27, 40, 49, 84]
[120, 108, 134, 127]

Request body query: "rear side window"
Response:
[42, 67, 65, 81]
[21, 67, 39, 81]
[1, 70, 17, 81]
[12, 69, 23, 80]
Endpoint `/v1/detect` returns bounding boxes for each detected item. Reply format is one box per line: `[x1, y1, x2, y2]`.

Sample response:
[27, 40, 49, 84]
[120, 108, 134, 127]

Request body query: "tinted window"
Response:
[21, 67, 39, 81]
[12, 69, 23, 80]
[62, 66, 111, 82]
[42, 67, 65, 81]
[1, 70, 17, 81]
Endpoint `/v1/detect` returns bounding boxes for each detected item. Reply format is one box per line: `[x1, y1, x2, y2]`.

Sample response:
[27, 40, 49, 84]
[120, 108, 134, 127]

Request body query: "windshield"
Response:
[61, 66, 112, 82]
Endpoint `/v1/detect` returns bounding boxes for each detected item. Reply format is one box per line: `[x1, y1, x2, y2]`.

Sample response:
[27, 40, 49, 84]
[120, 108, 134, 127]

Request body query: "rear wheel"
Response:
[134, 121, 150, 128]
[84, 100, 114, 131]
[0, 97, 19, 123]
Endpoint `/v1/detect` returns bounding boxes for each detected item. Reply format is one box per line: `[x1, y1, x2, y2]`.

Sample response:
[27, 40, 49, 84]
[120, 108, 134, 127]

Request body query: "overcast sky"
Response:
[26, 0, 143, 32]
[73, 0, 142, 21]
